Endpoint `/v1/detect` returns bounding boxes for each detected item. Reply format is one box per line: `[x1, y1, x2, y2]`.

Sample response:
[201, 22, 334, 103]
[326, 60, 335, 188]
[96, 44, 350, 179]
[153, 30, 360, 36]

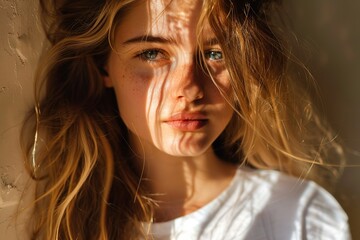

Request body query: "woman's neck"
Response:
[130, 137, 237, 222]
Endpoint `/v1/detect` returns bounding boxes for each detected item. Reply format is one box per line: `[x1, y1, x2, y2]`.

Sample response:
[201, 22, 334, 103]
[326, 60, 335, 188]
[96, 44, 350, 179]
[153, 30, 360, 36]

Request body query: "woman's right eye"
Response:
[137, 49, 167, 62]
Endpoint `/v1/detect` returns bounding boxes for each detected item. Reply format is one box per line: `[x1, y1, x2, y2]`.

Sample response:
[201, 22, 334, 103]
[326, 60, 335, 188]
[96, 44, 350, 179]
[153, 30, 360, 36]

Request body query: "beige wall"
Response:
[0, 0, 42, 238]
[0, 0, 359, 239]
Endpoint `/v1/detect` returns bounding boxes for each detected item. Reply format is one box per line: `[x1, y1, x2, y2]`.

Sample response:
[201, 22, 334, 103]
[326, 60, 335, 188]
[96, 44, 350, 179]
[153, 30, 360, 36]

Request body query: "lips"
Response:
[163, 112, 208, 131]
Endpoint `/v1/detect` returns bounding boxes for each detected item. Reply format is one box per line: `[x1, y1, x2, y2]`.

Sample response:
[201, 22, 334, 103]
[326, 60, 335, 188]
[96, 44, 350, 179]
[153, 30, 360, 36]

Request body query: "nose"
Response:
[171, 59, 204, 102]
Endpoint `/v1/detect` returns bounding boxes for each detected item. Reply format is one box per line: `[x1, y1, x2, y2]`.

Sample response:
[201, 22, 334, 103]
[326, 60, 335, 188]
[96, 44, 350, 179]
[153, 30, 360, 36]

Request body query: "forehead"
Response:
[150, 0, 201, 21]
[114, 0, 210, 42]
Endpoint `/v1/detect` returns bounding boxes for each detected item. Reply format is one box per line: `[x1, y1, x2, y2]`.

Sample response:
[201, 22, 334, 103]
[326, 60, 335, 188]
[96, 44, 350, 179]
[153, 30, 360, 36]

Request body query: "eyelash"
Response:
[135, 48, 224, 63]
[204, 50, 224, 61]
[136, 49, 168, 62]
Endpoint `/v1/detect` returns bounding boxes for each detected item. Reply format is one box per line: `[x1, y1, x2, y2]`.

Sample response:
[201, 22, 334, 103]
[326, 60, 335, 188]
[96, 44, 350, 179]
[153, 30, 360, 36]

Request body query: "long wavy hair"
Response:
[21, 0, 344, 239]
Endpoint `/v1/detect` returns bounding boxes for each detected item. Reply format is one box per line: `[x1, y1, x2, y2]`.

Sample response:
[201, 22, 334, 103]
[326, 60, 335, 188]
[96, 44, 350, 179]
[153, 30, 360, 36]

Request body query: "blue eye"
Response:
[205, 50, 223, 61]
[138, 49, 163, 61]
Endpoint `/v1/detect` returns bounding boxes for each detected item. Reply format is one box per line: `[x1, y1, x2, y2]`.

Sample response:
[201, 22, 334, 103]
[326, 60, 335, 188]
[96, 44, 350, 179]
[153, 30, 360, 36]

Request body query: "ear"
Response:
[100, 66, 113, 87]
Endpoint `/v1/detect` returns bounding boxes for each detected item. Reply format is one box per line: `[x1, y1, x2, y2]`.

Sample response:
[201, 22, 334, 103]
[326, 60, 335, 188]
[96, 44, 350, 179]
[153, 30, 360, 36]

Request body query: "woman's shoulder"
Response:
[238, 167, 339, 200]
[148, 167, 350, 240]
[236, 167, 348, 221]
[234, 167, 351, 239]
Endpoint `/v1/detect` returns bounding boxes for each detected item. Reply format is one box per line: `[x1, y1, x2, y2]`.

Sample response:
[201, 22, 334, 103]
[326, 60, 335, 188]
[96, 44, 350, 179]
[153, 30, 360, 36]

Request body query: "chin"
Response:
[158, 140, 212, 158]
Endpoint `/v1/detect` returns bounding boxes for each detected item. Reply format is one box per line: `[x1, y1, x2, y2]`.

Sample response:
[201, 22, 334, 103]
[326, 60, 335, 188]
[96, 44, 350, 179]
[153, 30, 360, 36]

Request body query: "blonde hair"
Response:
[21, 0, 344, 239]
[204, 0, 344, 178]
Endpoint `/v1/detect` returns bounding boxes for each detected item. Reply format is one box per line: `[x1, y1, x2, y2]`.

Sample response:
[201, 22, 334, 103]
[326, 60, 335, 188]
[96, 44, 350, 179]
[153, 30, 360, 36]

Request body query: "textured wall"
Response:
[0, 0, 359, 239]
[0, 0, 42, 238]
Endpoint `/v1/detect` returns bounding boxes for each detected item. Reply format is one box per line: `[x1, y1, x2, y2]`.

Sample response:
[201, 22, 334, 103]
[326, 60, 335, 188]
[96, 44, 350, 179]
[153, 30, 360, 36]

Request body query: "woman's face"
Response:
[104, 0, 233, 157]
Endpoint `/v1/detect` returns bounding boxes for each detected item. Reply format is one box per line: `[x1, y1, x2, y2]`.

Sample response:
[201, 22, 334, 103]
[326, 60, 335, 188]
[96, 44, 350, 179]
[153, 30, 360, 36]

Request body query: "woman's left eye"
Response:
[204, 50, 223, 61]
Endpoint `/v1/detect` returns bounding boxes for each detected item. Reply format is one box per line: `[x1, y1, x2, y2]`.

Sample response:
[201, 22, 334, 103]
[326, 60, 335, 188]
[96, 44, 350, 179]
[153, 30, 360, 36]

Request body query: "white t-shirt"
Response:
[147, 168, 350, 240]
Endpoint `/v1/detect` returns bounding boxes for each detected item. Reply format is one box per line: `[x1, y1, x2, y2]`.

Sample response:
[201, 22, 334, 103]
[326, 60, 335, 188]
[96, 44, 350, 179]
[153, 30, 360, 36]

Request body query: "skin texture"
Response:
[104, 0, 236, 221]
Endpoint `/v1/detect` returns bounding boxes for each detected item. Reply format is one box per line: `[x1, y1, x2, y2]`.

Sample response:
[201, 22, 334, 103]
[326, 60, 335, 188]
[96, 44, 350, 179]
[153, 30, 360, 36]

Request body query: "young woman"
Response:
[22, 0, 350, 239]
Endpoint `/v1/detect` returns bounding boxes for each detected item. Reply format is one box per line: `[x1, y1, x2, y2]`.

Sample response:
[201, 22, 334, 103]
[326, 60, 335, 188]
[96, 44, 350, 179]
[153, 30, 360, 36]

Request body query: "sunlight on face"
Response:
[105, 0, 234, 157]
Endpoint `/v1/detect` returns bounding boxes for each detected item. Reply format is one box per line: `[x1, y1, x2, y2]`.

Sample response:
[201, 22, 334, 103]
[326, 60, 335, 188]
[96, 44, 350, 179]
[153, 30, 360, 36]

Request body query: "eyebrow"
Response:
[122, 35, 220, 46]
[122, 35, 177, 45]
[203, 37, 219, 46]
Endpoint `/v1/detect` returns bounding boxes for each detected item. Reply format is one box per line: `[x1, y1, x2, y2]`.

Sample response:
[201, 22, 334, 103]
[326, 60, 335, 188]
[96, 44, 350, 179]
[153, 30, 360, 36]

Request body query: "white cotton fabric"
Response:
[147, 168, 350, 240]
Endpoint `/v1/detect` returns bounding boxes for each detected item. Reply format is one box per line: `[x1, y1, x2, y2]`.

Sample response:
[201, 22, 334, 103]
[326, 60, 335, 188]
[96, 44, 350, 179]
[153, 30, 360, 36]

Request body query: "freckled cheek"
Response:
[214, 68, 231, 86]
[116, 66, 162, 122]
[208, 70, 233, 101]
